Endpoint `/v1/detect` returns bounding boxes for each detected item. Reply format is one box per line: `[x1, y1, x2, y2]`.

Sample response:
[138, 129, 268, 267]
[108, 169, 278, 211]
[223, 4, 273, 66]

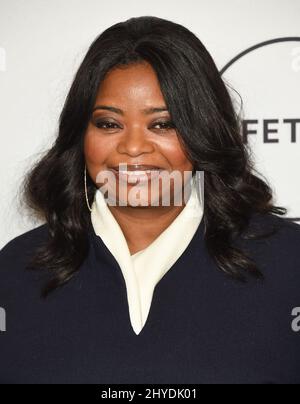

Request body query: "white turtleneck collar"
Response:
[91, 175, 204, 335]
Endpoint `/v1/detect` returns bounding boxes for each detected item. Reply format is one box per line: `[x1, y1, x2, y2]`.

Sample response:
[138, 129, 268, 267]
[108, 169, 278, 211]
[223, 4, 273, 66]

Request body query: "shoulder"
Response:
[238, 212, 300, 290]
[0, 224, 49, 260]
[245, 212, 300, 253]
[0, 224, 50, 280]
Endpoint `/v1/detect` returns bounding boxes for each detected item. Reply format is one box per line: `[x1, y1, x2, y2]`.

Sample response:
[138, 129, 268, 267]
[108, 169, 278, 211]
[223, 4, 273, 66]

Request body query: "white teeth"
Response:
[116, 169, 162, 182]
[120, 170, 160, 175]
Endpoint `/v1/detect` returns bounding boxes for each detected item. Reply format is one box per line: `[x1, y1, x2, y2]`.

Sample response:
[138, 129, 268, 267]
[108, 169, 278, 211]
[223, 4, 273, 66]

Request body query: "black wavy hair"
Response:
[21, 16, 287, 297]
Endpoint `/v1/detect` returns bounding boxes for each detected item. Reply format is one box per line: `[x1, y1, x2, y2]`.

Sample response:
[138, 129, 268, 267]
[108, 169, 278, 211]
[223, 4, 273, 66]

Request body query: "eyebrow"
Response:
[92, 105, 169, 115]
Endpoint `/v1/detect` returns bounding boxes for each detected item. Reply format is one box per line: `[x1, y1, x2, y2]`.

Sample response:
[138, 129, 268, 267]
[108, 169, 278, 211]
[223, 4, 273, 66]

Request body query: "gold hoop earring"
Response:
[84, 164, 92, 212]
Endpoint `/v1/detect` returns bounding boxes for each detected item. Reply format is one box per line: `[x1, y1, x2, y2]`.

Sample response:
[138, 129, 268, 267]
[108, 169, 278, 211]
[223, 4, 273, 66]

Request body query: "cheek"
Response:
[84, 131, 112, 166]
[84, 130, 116, 184]
[159, 137, 193, 172]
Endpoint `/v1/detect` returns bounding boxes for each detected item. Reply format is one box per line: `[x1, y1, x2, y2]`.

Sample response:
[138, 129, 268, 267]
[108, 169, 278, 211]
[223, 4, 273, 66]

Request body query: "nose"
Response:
[116, 125, 154, 156]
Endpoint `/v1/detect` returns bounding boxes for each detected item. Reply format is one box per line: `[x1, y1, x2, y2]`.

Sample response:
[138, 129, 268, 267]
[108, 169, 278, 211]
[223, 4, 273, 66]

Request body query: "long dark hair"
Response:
[22, 16, 287, 297]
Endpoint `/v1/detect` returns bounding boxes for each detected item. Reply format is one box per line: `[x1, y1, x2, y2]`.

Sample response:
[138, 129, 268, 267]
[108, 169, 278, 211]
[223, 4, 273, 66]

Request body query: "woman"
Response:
[0, 16, 300, 384]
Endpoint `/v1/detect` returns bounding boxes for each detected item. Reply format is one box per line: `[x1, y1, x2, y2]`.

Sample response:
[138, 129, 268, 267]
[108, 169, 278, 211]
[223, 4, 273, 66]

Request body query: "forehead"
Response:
[94, 62, 166, 106]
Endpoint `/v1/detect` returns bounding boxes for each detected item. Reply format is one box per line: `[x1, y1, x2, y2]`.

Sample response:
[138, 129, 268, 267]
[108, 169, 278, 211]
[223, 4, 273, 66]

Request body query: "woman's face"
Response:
[84, 61, 194, 207]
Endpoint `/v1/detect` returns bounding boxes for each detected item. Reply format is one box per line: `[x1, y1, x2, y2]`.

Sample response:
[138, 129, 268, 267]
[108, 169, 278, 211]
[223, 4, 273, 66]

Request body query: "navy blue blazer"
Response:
[0, 213, 300, 384]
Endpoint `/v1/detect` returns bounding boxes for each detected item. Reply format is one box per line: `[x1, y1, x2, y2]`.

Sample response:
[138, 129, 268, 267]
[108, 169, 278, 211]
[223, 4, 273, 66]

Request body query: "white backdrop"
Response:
[0, 0, 299, 248]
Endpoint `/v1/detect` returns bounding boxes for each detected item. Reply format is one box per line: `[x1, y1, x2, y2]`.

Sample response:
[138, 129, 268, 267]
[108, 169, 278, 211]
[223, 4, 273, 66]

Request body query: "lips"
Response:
[109, 164, 163, 184]
[110, 164, 162, 171]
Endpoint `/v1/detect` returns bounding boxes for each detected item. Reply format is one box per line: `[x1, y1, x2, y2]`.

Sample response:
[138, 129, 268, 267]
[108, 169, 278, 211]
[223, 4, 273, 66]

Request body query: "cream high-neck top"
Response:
[91, 175, 204, 335]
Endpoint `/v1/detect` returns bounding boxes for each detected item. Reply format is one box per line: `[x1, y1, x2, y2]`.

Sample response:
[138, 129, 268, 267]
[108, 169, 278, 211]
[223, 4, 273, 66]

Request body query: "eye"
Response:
[151, 121, 176, 131]
[94, 120, 120, 130]
[93, 119, 176, 132]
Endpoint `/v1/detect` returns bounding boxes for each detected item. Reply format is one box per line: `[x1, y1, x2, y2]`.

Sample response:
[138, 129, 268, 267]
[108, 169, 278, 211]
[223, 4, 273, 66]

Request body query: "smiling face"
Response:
[84, 61, 194, 207]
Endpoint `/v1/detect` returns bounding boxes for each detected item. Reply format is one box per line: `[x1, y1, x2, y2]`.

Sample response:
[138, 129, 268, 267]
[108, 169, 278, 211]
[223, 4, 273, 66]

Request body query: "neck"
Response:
[107, 203, 187, 255]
